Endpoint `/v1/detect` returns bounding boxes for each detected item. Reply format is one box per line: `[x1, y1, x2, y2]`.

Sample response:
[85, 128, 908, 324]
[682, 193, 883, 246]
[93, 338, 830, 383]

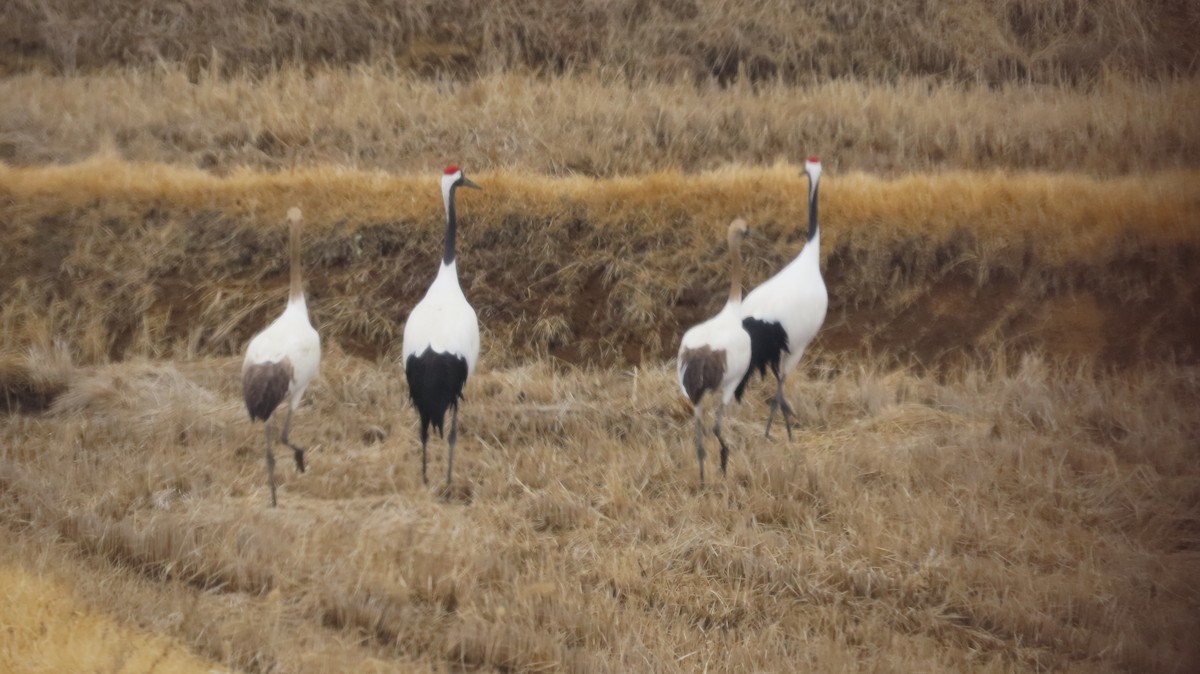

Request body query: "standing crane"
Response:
[402, 167, 481, 486]
[677, 218, 752, 484]
[740, 157, 828, 440]
[242, 207, 321, 507]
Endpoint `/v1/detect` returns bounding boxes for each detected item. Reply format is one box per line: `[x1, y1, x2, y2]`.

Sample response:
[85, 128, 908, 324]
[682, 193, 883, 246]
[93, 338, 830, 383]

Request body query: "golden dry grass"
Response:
[2, 68, 1198, 175]
[1, 345, 1197, 672]
[0, 562, 233, 674]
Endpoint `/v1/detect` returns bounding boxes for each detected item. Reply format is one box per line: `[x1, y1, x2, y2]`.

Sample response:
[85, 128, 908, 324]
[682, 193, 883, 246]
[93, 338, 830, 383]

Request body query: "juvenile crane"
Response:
[402, 166, 481, 486]
[242, 207, 321, 507]
[677, 218, 752, 484]
[740, 157, 828, 440]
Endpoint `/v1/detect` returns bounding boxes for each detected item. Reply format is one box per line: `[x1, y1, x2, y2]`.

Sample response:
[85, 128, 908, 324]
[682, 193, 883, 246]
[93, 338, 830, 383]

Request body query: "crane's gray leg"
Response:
[446, 404, 460, 486]
[420, 425, 429, 486]
[764, 373, 795, 441]
[694, 407, 707, 486]
[280, 405, 306, 473]
[779, 380, 796, 442]
[782, 400, 796, 440]
[264, 424, 278, 507]
[714, 402, 731, 477]
[764, 379, 781, 439]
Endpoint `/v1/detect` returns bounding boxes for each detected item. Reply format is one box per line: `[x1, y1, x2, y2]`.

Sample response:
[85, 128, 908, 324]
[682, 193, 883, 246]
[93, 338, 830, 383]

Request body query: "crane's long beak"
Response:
[462, 176, 482, 190]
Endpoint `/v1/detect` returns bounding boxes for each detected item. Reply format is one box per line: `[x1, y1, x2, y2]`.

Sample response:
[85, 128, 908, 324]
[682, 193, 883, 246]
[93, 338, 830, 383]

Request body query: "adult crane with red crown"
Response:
[739, 157, 828, 440]
[402, 166, 482, 486]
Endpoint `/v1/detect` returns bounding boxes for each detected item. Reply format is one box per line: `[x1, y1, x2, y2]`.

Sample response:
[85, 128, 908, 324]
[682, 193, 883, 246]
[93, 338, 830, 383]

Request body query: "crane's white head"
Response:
[287, 207, 302, 223]
[804, 156, 822, 183]
[727, 217, 749, 240]
[441, 165, 482, 196]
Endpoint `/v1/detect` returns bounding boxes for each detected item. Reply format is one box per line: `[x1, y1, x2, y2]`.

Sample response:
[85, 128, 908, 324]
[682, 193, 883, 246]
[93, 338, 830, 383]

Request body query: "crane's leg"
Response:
[446, 404, 459, 486]
[280, 405, 306, 473]
[764, 376, 781, 439]
[419, 424, 429, 486]
[694, 407, 707, 486]
[714, 402, 730, 477]
[781, 395, 796, 441]
[264, 423, 278, 507]
[764, 373, 795, 441]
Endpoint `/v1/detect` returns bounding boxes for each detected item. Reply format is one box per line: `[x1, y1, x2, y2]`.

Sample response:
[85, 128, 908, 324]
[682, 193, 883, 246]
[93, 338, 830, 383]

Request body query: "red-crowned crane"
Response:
[739, 157, 828, 440]
[677, 218, 752, 484]
[242, 207, 321, 507]
[402, 166, 481, 486]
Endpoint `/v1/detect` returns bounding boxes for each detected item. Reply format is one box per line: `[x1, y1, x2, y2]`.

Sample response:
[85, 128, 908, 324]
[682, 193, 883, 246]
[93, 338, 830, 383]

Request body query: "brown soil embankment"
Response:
[2, 160, 1197, 376]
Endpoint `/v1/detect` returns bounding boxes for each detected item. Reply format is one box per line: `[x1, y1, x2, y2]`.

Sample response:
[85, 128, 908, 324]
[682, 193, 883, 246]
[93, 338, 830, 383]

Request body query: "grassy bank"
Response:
[2, 159, 1197, 378]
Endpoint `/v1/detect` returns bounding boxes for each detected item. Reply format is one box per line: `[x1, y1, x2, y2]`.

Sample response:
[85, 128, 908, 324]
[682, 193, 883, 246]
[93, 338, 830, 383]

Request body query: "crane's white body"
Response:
[243, 296, 321, 409]
[678, 300, 751, 406]
[402, 260, 480, 375]
[741, 231, 827, 374]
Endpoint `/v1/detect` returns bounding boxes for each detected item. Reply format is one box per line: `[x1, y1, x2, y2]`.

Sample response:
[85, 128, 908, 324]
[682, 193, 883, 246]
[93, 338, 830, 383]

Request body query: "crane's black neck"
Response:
[807, 174, 820, 243]
[442, 184, 458, 266]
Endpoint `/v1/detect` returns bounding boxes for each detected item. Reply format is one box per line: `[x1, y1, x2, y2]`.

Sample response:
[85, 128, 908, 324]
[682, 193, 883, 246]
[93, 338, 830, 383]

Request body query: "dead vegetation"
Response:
[2, 67, 1198, 176]
[3, 0, 1196, 83]
[0, 562, 233, 674]
[1, 159, 1197, 371]
[2, 2, 1198, 670]
[1, 344, 1197, 673]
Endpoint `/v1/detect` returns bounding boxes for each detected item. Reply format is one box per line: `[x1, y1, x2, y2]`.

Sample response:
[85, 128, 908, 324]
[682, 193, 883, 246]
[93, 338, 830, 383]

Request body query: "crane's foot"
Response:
[287, 444, 307, 473]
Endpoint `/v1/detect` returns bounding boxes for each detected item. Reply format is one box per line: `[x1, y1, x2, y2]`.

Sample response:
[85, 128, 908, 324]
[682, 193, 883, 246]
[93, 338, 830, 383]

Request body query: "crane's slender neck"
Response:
[727, 230, 743, 304]
[288, 217, 303, 304]
[442, 183, 458, 266]
[806, 173, 820, 243]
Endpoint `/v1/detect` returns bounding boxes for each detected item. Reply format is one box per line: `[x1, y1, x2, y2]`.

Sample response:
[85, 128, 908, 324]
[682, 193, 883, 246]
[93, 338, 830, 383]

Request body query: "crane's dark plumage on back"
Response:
[739, 318, 789, 392]
[242, 360, 292, 422]
[680, 346, 729, 406]
[405, 347, 469, 443]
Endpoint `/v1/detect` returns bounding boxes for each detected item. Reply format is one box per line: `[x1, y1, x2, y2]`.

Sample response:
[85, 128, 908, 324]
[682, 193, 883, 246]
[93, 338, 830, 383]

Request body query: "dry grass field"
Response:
[2, 347, 1199, 673]
[3, 68, 1199, 176]
[3, 1, 1200, 672]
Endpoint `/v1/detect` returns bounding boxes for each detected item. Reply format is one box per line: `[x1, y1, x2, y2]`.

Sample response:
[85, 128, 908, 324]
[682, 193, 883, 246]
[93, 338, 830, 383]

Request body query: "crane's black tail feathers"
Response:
[679, 346, 726, 406]
[739, 318, 790, 396]
[405, 348, 469, 442]
[242, 360, 292, 421]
